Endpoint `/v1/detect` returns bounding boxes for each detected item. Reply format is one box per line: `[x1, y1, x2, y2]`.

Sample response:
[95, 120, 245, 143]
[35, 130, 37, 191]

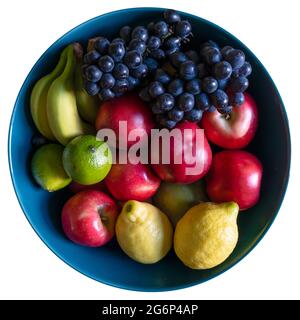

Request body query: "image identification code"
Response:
[102, 303, 199, 317]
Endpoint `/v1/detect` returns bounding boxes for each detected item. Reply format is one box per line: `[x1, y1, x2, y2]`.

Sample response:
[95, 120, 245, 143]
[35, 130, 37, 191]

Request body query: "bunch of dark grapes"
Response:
[81, 9, 192, 102]
[139, 41, 252, 128]
[81, 8, 252, 129]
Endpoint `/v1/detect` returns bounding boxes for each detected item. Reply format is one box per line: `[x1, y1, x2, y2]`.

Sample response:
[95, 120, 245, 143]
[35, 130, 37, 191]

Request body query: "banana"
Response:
[30, 47, 67, 140]
[75, 62, 100, 124]
[47, 43, 95, 146]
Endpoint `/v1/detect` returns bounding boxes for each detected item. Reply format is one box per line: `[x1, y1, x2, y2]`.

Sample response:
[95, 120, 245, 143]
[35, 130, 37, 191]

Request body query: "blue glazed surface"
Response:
[8, 8, 291, 291]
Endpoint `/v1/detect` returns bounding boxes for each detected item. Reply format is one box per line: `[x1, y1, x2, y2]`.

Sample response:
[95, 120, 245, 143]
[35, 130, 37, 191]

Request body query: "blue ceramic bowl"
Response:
[8, 8, 290, 291]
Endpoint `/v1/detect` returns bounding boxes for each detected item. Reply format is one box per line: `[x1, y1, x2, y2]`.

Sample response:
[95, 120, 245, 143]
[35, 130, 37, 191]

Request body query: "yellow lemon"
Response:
[174, 202, 239, 270]
[116, 200, 173, 264]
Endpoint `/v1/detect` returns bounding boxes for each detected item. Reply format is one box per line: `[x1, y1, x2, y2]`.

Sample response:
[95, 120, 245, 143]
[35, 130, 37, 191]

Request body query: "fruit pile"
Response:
[29, 9, 263, 271]
[82, 9, 252, 128]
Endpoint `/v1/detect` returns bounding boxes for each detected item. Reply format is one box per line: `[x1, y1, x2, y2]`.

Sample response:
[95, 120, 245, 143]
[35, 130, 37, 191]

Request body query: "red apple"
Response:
[151, 121, 212, 184]
[105, 161, 160, 201]
[69, 181, 108, 194]
[95, 93, 154, 149]
[61, 190, 118, 247]
[206, 150, 263, 210]
[201, 93, 258, 149]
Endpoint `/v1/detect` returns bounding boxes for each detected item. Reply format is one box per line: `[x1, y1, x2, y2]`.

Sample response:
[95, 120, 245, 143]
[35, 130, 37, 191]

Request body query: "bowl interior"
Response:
[9, 8, 290, 291]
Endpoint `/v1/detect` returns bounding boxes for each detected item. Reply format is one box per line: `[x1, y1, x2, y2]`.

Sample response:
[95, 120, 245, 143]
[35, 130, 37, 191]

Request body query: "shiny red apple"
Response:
[151, 121, 212, 184]
[206, 150, 263, 210]
[201, 93, 258, 149]
[105, 161, 160, 201]
[95, 93, 154, 149]
[61, 190, 118, 247]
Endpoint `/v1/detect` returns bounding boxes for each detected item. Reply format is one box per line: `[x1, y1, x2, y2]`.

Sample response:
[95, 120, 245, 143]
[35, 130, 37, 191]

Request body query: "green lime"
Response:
[31, 144, 71, 192]
[63, 135, 112, 185]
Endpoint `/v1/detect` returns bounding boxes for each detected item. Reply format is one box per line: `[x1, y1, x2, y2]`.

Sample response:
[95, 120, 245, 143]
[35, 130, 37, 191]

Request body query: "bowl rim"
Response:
[8, 7, 291, 292]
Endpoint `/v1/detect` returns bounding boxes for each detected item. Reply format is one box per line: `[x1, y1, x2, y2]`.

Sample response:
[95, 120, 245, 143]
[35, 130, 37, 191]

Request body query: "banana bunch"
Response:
[30, 43, 99, 145]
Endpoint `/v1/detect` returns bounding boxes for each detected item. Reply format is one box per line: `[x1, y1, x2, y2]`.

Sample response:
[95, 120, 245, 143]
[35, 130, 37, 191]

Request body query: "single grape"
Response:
[119, 26, 131, 43]
[203, 47, 222, 65]
[83, 50, 101, 64]
[228, 76, 249, 92]
[177, 93, 195, 111]
[184, 109, 203, 122]
[154, 21, 169, 37]
[200, 40, 219, 50]
[195, 93, 210, 110]
[175, 20, 192, 37]
[112, 38, 126, 45]
[225, 49, 245, 69]
[112, 79, 129, 95]
[144, 57, 159, 72]
[236, 61, 252, 77]
[97, 55, 115, 72]
[213, 61, 232, 80]
[228, 92, 245, 106]
[156, 93, 175, 111]
[131, 26, 148, 42]
[154, 68, 171, 84]
[130, 64, 148, 79]
[148, 81, 165, 98]
[108, 42, 126, 62]
[124, 50, 142, 69]
[163, 9, 181, 24]
[179, 60, 197, 80]
[98, 88, 115, 101]
[168, 108, 184, 121]
[94, 37, 110, 54]
[113, 63, 129, 80]
[185, 50, 200, 64]
[185, 79, 201, 95]
[169, 51, 188, 68]
[158, 117, 177, 129]
[164, 36, 181, 51]
[128, 39, 147, 54]
[99, 73, 115, 89]
[210, 89, 229, 109]
[150, 48, 166, 60]
[84, 65, 102, 82]
[147, 36, 162, 50]
[167, 79, 184, 96]
[218, 105, 233, 114]
[127, 76, 140, 90]
[218, 79, 228, 90]
[220, 46, 234, 59]
[202, 76, 218, 93]
[84, 81, 100, 96]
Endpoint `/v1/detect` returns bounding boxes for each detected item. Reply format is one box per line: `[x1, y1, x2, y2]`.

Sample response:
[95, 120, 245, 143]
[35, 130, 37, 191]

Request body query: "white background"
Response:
[0, 0, 299, 300]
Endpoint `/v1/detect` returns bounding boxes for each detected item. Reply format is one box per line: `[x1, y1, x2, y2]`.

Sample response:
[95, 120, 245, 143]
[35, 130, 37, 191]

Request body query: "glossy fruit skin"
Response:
[61, 190, 118, 247]
[151, 121, 212, 184]
[201, 93, 258, 149]
[206, 150, 263, 210]
[95, 93, 154, 148]
[105, 162, 161, 201]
